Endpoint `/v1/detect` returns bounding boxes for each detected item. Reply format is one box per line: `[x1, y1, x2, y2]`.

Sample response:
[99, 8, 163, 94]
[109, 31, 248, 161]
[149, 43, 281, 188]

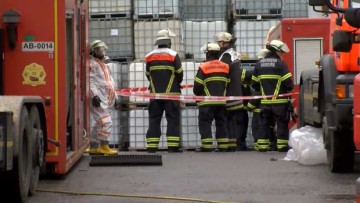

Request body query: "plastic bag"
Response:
[284, 126, 327, 165]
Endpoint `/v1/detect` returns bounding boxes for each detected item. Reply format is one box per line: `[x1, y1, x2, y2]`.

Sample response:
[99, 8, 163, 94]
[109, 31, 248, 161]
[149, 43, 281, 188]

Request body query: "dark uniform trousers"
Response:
[199, 106, 228, 151]
[227, 109, 248, 149]
[146, 99, 181, 150]
[251, 111, 260, 150]
[259, 104, 289, 151]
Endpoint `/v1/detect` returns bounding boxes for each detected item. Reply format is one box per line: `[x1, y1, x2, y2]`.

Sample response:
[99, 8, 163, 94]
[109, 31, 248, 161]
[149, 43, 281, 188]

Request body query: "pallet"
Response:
[108, 56, 134, 63]
[120, 102, 148, 110]
[133, 13, 180, 20]
[234, 14, 282, 20]
[90, 12, 132, 20]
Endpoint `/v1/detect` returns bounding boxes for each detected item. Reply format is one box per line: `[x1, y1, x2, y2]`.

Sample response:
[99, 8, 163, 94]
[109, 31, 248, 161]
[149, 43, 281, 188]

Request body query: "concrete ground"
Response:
[26, 151, 360, 203]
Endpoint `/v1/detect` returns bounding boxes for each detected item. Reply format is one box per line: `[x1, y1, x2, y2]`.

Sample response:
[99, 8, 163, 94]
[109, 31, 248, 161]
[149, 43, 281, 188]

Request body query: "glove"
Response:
[92, 96, 101, 107]
[114, 97, 122, 110]
[288, 101, 297, 122]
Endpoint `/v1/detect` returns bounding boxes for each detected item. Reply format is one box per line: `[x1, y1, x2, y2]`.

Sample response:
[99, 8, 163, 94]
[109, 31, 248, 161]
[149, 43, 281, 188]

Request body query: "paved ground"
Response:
[26, 151, 360, 203]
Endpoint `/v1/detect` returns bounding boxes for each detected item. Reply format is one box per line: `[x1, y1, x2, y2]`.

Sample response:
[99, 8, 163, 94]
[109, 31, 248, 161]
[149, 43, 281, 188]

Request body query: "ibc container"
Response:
[183, 0, 228, 21]
[129, 107, 169, 149]
[89, 0, 132, 14]
[89, 18, 133, 59]
[181, 106, 201, 149]
[128, 62, 149, 104]
[184, 21, 227, 61]
[108, 62, 130, 103]
[283, 0, 308, 18]
[134, 19, 184, 60]
[234, 20, 279, 59]
[181, 61, 201, 99]
[108, 62, 130, 89]
[109, 110, 121, 146]
[133, 0, 181, 19]
[128, 61, 197, 103]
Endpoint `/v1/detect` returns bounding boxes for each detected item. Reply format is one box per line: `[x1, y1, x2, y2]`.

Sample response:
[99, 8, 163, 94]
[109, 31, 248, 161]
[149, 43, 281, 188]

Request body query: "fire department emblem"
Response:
[22, 63, 46, 86]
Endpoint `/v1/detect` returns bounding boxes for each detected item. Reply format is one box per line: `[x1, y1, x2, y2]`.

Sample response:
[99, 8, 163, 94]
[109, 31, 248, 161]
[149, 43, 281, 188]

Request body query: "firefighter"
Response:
[215, 32, 250, 151]
[145, 28, 183, 153]
[86, 40, 118, 155]
[247, 48, 273, 151]
[251, 40, 294, 152]
[194, 42, 230, 152]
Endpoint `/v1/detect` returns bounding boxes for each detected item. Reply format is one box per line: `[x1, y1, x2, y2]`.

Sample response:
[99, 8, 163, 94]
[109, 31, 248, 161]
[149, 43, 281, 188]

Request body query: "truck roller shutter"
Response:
[293, 39, 323, 85]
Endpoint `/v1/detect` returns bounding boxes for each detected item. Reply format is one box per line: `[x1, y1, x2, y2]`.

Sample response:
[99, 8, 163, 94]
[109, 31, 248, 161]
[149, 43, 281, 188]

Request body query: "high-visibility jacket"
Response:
[193, 60, 230, 106]
[219, 48, 240, 63]
[251, 53, 293, 104]
[145, 48, 183, 94]
[226, 60, 252, 110]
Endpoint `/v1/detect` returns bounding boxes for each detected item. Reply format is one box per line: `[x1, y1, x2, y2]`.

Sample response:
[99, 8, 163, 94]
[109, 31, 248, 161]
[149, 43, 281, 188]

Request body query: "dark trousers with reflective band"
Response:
[258, 104, 289, 151]
[199, 106, 228, 150]
[146, 99, 181, 150]
[251, 111, 260, 150]
[227, 109, 248, 149]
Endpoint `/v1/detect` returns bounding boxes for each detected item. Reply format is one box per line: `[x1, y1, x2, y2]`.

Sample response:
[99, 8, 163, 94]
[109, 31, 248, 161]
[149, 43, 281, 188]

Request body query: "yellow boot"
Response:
[98, 144, 118, 155]
[84, 148, 101, 154]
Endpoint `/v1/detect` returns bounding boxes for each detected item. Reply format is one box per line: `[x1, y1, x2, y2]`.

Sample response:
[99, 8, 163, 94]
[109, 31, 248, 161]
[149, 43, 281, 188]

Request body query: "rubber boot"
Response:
[85, 142, 100, 154]
[85, 148, 100, 154]
[98, 144, 118, 155]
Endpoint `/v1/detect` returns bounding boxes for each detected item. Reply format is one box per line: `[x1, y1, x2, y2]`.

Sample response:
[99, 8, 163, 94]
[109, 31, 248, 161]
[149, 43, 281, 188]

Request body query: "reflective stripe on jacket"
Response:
[251, 53, 293, 104]
[193, 60, 230, 106]
[145, 48, 183, 94]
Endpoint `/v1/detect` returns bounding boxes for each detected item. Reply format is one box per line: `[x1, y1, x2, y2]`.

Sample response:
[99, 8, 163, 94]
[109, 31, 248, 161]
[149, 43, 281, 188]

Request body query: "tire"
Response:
[325, 117, 354, 172]
[297, 84, 305, 128]
[10, 107, 33, 202]
[29, 106, 44, 196]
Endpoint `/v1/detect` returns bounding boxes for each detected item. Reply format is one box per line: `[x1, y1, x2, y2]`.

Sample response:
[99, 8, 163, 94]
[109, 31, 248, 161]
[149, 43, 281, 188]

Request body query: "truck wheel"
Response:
[29, 106, 43, 196]
[325, 118, 354, 172]
[11, 107, 33, 202]
[297, 84, 305, 128]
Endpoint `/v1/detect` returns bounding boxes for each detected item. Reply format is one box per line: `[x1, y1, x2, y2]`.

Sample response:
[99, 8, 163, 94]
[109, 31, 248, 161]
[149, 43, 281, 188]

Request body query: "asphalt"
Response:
[26, 151, 360, 203]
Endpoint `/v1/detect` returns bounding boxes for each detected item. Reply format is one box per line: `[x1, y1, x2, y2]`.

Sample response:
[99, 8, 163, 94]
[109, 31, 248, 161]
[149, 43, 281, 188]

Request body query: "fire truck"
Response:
[0, 0, 90, 202]
[297, 0, 360, 172]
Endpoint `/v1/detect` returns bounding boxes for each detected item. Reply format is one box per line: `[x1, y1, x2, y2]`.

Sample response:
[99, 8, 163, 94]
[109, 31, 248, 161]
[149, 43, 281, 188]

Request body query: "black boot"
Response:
[196, 148, 213, 152]
[278, 146, 289, 152]
[147, 148, 157, 153]
[168, 147, 183, 153]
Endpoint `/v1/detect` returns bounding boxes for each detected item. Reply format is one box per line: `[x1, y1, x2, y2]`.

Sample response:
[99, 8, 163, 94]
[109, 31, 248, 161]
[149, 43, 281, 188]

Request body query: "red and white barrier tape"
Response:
[116, 85, 298, 102]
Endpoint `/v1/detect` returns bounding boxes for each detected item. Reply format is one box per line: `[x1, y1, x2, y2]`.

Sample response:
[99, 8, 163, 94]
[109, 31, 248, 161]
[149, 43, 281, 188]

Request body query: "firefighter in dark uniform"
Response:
[145, 29, 183, 153]
[251, 40, 294, 152]
[215, 32, 250, 151]
[247, 48, 276, 151]
[193, 42, 230, 152]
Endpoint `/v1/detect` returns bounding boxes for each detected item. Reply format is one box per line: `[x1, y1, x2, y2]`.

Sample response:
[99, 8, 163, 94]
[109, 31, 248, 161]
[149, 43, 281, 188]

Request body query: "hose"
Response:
[36, 189, 238, 203]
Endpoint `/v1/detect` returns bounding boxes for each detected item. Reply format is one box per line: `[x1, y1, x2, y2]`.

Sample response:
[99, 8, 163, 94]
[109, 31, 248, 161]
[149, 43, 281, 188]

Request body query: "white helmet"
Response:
[215, 32, 233, 42]
[257, 48, 270, 59]
[200, 42, 221, 53]
[90, 40, 108, 51]
[267, 40, 289, 53]
[155, 28, 176, 44]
